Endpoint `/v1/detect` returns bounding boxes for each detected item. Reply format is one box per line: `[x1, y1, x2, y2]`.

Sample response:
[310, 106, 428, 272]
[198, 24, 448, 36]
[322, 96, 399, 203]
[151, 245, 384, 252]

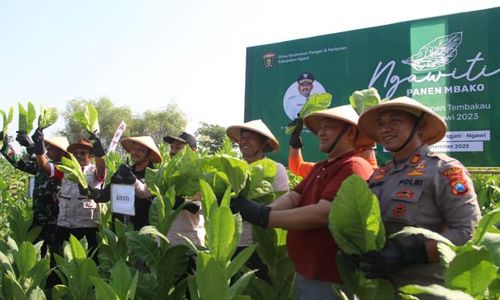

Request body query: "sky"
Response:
[1, 0, 499, 138]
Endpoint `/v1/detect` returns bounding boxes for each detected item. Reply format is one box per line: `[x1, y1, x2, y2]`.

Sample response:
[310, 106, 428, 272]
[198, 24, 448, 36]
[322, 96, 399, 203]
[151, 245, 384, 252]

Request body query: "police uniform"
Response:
[358, 96, 482, 296]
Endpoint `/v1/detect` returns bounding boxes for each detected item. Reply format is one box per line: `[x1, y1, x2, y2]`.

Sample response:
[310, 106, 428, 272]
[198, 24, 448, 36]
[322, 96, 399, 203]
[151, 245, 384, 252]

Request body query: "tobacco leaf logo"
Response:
[401, 32, 463, 71]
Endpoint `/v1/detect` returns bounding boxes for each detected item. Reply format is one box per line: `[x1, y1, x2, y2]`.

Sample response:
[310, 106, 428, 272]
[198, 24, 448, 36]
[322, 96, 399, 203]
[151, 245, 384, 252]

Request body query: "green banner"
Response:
[245, 7, 500, 167]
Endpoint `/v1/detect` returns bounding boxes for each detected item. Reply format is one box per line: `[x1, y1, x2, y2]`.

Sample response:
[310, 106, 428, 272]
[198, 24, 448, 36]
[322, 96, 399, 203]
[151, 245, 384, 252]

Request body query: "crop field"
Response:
[0, 154, 498, 299]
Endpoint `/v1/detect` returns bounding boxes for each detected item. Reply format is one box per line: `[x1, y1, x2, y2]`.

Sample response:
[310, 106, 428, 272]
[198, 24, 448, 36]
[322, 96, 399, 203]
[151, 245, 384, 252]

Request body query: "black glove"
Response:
[111, 164, 137, 185]
[0, 131, 4, 141]
[173, 196, 201, 214]
[16, 131, 34, 148]
[360, 235, 428, 279]
[31, 129, 46, 155]
[88, 132, 106, 157]
[78, 184, 101, 200]
[230, 197, 270, 228]
[289, 118, 303, 149]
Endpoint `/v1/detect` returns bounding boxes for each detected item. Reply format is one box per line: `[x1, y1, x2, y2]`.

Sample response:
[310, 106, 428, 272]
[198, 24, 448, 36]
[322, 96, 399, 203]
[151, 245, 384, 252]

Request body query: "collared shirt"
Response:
[287, 151, 374, 283]
[369, 145, 481, 288]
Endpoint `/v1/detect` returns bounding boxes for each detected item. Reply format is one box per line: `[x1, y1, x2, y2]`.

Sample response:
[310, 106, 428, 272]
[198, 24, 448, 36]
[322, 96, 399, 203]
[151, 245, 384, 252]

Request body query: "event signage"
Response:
[245, 7, 500, 166]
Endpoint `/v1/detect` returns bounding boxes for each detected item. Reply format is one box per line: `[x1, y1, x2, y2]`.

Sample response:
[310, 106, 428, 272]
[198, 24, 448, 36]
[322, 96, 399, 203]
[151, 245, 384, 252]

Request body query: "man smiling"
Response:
[357, 96, 481, 294]
[229, 106, 374, 299]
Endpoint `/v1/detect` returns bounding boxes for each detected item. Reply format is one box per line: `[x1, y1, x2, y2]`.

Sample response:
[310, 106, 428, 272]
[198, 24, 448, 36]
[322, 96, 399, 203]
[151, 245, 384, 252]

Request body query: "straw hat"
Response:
[67, 138, 93, 153]
[44, 136, 69, 154]
[358, 96, 447, 145]
[120, 136, 162, 164]
[304, 105, 374, 148]
[226, 119, 280, 152]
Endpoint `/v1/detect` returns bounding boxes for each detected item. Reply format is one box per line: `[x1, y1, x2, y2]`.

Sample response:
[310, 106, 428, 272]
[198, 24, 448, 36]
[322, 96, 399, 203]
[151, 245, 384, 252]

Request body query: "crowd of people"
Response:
[0, 94, 481, 299]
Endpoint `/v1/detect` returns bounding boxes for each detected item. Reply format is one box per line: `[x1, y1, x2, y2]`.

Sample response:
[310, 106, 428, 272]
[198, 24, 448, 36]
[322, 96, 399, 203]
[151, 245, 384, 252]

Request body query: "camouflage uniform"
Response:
[369, 145, 481, 288]
[1, 139, 61, 254]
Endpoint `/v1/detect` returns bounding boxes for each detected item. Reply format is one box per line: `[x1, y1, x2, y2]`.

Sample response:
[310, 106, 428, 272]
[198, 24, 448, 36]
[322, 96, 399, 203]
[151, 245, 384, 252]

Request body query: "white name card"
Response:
[111, 184, 135, 216]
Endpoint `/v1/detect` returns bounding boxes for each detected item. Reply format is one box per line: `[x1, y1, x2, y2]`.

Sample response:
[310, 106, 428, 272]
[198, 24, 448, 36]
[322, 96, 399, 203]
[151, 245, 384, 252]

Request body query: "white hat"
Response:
[120, 136, 162, 163]
[304, 105, 374, 148]
[226, 119, 280, 152]
[44, 136, 69, 154]
[358, 96, 447, 145]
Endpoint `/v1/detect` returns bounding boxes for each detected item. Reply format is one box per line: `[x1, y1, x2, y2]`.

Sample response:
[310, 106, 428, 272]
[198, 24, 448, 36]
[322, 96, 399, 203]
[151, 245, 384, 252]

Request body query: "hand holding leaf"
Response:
[57, 153, 88, 188]
[18, 102, 37, 133]
[286, 92, 332, 134]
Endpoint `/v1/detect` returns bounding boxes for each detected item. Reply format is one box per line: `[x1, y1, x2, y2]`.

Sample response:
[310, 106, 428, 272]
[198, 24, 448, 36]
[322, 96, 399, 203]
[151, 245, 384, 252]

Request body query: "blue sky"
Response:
[1, 0, 499, 137]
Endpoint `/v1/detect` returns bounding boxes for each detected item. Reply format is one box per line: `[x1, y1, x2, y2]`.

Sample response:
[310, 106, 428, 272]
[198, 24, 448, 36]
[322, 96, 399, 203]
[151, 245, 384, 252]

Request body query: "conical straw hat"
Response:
[358, 96, 447, 145]
[226, 119, 280, 152]
[304, 105, 374, 148]
[120, 136, 162, 163]
[44, 136, 69, 154]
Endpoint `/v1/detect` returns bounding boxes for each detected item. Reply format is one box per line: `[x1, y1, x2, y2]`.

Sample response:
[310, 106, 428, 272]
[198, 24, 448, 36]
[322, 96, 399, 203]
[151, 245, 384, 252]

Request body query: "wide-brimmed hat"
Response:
[67, 138, 93, 154]
[226, 119, 280, 152]
[44, 136, 69, 154]
[304, 105, 374, 148]
[358, 96, 447, 145]
[121, 136, 162, 164]
[163, 132, 197, 150]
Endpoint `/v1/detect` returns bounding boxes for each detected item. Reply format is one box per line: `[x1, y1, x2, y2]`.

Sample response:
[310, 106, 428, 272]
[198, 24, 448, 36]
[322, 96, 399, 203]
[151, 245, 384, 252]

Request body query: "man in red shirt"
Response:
[231, 105, 374, 299]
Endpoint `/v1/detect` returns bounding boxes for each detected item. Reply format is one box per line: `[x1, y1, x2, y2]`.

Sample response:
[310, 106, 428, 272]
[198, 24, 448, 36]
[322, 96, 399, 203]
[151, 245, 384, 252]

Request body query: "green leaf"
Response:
[100, 259, 138, 300]
[445, 246, 497, 296]
[390, 226, 455, 247]
[28, 286, 47, 300]
[195, 254, 229, 300]
[90, 276, 119, 300]
[1, 107, 14, 133]
[207, 206, 238, 265]
[349, 88, 381, 115]
[18, 102, 28, 132]
[472, 207, 500, 244]
[126, 231, 161, 272]
[26, 102, 36, 133]
[226, 243, 257, 278]
[157, 245, 190, 292]
[480, 232, 500, 266]
[68, 234, 88, 260]
[241, 158, 276, 200]
[286, 92, 332, 134]
[3, 273, 26, 300]
[14, 241, 37, 278]
[228, 269, 257, 299]
[298, 92, 332, 118]
[57, 154, 88, 188]
[208, 155, 248, 196]
[399, 284, 474, 300]
[329, 175, 385, 254]
[38, 105, 59, 130]
[51, 284, 70, 300]
[73, 103, 100, 134]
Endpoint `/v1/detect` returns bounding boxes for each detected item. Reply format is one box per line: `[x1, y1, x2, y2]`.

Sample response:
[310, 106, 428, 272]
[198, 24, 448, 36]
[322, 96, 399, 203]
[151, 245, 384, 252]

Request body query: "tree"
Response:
[129, 104, 187, 143]
[59, 98, 133, 145]
[195, 122, 228, 154]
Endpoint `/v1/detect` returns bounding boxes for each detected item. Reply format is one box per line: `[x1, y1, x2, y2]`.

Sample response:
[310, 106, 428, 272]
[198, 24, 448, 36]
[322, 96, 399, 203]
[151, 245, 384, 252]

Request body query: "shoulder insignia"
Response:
[442, 167, 469, 196]
[451, 180, 469, 196]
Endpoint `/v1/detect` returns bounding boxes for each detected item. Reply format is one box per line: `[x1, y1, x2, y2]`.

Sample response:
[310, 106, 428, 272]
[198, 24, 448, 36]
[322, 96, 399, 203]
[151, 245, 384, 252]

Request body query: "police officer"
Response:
[357, 96, 481, 293]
